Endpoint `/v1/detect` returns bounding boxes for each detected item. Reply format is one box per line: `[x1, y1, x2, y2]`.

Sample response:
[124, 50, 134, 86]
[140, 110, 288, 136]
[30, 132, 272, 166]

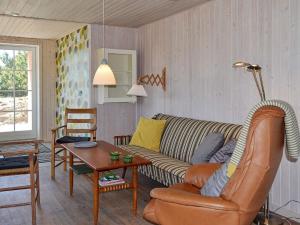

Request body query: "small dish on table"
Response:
[74, 141, 97, 148]
[110, 151, 120, 161]
[123, 154, 133, 163]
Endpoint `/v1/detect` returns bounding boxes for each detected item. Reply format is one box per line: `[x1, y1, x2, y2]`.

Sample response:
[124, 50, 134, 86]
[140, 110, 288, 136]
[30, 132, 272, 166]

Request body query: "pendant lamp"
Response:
[93, 0, 116, 85]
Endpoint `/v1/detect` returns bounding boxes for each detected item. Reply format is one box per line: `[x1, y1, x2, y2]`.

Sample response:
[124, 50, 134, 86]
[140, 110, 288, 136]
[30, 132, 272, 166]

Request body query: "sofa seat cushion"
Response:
[120, 145, 190, 180]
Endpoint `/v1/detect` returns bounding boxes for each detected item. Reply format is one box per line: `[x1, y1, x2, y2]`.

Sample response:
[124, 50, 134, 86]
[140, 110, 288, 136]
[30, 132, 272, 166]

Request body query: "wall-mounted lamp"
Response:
[127, 84, 147, 97]
[138, 67, 166, 91]
[127, 67, 166, 97]
[233, 61, 265, 101]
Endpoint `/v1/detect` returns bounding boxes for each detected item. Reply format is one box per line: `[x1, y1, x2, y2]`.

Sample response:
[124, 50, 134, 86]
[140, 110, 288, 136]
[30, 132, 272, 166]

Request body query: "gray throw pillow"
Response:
[209, 139, 236, 163]
[190, 133, 224, 164]
[200, 159, 230, 197]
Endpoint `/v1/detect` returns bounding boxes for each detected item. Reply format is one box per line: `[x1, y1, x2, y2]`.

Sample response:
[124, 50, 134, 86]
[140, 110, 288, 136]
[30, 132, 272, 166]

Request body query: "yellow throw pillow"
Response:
[129, 117, 166, 152]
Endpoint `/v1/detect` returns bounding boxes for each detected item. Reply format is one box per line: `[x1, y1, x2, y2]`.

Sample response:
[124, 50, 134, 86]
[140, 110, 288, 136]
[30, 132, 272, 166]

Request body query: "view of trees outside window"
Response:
[0, 48, 33, 132]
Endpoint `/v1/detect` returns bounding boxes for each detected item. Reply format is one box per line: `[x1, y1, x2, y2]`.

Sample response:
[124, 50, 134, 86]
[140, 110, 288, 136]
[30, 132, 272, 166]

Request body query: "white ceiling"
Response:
[0, 15, 86, 39]
[0, 0, 210, 39]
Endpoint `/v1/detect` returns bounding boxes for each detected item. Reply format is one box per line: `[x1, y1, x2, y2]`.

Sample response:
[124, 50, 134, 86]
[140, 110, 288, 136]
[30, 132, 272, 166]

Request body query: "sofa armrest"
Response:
[114, 135, 132, 145]
[184, 163, 221, 188]
[151, 188, 238, 211]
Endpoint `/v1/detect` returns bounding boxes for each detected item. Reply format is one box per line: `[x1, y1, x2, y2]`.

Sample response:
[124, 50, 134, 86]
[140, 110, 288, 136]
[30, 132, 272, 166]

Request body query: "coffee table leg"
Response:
[93, 170, 99, 225]
[69, 152, 74, 196]
[132, 166, 138, 215]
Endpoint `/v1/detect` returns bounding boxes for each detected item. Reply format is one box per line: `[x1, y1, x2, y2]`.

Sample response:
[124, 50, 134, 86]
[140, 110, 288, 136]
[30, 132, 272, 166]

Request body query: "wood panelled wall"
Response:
[137, 0, 300, 217]
[90, 25, 138, 143]
[0, 36, 57, 141]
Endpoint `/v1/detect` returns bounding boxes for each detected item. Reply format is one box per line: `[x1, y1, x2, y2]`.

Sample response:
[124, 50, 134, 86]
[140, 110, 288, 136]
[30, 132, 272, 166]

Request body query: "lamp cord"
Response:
[102, 0, 105, 56]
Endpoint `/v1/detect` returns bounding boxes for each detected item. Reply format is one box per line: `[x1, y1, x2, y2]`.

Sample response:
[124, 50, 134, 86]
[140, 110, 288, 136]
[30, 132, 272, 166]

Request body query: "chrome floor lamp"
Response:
[233, 61, 266, 101]
[233, 61, 269, 225]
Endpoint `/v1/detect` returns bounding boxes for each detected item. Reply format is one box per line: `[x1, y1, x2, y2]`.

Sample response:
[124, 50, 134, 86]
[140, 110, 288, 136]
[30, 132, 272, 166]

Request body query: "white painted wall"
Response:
[137, 0, 300, 217]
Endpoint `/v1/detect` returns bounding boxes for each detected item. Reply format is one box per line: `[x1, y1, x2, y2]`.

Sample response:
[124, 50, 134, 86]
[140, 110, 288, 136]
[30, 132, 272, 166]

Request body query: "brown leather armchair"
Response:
[144, 106, 285, 225]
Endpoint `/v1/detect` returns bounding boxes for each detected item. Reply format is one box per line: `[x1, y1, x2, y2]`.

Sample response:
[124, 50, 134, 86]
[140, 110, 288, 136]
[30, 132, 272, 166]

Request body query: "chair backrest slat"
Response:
[67, 119, 95, 124]
[64, 108, 97, 141]
[67, 129, 93, 134]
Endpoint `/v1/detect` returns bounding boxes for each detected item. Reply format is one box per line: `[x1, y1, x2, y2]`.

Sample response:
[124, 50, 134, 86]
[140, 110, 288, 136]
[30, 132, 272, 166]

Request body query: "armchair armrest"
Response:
[151, 188, 238, 211]
[51, 125, 67, 133]
[184, 163, 221, 188]
[114, 135, 132, 145]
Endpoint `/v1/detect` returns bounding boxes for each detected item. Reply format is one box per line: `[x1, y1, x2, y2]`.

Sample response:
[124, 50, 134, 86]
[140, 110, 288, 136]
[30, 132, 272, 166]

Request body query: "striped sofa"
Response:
[118, 114, 242, 186]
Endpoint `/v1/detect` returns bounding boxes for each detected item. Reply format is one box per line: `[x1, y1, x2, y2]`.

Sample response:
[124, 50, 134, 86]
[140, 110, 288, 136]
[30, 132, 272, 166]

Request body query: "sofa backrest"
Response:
[154, 113, 242, 163]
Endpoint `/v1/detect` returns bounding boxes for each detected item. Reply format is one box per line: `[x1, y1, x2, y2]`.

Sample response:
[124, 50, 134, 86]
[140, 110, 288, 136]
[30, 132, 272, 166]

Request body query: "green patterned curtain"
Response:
[55, 25, 90, 133]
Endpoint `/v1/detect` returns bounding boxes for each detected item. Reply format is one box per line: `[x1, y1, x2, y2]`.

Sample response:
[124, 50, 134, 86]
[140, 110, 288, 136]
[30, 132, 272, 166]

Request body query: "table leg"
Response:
[93, 170, 99, 225]
[132, 166, 138, 215]
[69, 152, 74, 196]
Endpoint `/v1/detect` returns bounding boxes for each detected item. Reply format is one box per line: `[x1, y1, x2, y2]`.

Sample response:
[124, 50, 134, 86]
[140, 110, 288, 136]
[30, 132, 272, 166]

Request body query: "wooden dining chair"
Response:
[51, 108, 97, 179]
[0, 140, 41, 225]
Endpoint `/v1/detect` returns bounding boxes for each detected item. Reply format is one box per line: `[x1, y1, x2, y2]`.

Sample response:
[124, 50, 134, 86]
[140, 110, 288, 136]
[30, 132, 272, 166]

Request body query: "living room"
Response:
[0, 0, 300, 225]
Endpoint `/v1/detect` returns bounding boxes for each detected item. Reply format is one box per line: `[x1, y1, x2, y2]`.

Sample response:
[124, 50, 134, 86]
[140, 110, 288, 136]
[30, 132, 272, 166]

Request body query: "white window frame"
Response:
[0, 43, 39, 141]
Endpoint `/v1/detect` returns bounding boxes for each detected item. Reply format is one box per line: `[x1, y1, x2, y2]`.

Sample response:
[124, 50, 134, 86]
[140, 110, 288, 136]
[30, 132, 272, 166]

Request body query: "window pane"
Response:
[15, 70, 30, 90]
[15, 50, 32, 71]
[15, 91, 32, 111]
[0, 70, 14, 90]
[0, 49, 14, 70]
[15, 111, 32, 131]
[0, 112, 14, 132]
[0, 91, 14, 111]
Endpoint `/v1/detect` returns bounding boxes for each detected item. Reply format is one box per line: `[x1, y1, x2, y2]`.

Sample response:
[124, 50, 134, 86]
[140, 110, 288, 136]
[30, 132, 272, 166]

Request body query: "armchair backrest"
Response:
[64, 108, 97, 141]
[221, 106, 285, 223]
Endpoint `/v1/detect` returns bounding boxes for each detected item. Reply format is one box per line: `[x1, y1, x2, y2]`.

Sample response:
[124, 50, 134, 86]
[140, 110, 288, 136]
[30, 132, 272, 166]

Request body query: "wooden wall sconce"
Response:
[138, 67, 166, 91]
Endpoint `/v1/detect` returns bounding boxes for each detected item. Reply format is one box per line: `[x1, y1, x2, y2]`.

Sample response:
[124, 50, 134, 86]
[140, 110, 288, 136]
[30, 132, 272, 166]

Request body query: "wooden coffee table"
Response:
[62, 141, 151, 225]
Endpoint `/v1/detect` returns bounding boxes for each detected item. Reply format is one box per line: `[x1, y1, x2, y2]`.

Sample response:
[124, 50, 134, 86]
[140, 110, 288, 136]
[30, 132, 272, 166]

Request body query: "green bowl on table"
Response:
[110, 151, 120, 161]
[123, 154, 133, 163]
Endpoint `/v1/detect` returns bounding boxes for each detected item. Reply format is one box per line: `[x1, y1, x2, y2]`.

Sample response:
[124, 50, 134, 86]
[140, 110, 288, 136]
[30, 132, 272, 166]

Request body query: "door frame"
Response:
[0, 43, 40, 141]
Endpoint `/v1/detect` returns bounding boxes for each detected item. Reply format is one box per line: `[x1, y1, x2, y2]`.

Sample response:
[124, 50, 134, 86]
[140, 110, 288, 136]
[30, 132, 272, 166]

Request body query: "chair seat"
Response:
[56, 136, 90, 144]
[0, 156, 31, 170]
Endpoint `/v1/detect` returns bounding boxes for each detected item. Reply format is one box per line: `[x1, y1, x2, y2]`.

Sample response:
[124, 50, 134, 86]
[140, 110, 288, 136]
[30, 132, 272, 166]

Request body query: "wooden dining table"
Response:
[62, 141, 151, 225]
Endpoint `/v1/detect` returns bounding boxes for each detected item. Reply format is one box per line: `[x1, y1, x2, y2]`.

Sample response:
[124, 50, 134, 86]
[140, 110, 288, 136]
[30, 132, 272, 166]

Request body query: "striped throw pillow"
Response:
[209, 139, 236, 163]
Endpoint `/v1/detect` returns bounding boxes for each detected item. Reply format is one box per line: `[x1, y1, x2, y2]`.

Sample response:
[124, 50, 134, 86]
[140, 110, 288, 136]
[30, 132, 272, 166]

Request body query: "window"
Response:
[0, 44, 38, 141]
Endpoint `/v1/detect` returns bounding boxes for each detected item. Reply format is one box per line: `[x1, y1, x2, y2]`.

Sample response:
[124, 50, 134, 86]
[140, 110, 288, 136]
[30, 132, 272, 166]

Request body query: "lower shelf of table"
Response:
[99, 182, 132, 192]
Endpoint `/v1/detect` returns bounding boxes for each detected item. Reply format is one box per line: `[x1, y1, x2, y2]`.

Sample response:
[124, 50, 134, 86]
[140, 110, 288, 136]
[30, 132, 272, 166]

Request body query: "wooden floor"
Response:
[0, 163, 299, 225]
[0, 163, 163, 225]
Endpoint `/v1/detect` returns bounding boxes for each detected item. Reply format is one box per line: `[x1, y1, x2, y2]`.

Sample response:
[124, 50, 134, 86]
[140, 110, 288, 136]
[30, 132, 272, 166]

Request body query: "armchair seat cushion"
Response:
[56, 136, 90, 144]
[0, 156, 34, 170]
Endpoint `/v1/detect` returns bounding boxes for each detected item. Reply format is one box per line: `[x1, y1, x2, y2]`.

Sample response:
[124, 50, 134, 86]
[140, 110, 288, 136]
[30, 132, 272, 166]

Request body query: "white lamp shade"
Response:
[127, 84, 147, 97]
[93, 58, 116, 85]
